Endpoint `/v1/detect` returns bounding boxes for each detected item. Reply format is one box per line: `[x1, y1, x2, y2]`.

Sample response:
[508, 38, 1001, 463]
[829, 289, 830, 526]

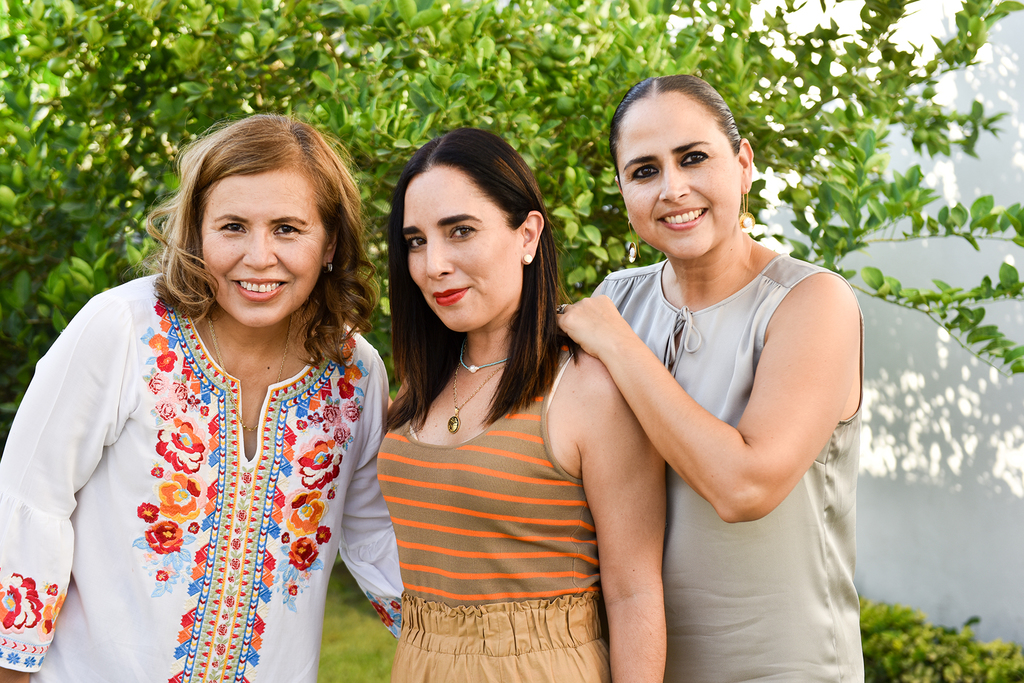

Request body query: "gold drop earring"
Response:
[739, 193, 756, 231]
[624, 219, 638, 264]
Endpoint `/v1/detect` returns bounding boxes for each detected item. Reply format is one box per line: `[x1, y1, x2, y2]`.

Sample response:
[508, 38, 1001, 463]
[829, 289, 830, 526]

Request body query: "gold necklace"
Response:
[448, 363, 504, 434]
[207, 316, 291, 432]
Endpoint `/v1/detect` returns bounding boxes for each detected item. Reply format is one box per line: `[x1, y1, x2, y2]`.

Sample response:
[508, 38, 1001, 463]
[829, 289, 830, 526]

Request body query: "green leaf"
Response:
[397, 0, 417, 23]
[999, 262, 1020, 287]
[12, 271, 30, 308]
[966, 325, 1000, 344]
[582, 224, 602, 246]
[311, 71, 336, 93]
[409, 7, 443, 29]
[861, 266, 884, 290]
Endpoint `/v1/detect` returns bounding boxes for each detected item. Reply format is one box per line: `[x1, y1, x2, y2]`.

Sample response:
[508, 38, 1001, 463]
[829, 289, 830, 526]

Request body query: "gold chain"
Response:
[207, 316, 291, 432]
[448, 363, 504, 434]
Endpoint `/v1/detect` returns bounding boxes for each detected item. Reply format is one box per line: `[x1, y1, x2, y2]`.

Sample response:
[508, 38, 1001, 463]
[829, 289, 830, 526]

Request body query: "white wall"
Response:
[841, 6, 1024, 643]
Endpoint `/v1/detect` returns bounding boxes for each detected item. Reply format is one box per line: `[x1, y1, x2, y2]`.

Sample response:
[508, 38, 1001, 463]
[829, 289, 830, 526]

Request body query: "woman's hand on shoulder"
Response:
[555, 295, 634, 363]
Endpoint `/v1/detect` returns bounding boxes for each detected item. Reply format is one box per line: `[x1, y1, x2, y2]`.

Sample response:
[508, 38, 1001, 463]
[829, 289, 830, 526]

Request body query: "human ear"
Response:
[519, 210, 545, 262]
[738, 139, 755, 194]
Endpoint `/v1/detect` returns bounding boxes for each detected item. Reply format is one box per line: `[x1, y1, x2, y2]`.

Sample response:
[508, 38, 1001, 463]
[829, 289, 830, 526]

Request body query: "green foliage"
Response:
[1, 0, 1022, 446]
[861, 598, 1024, 682]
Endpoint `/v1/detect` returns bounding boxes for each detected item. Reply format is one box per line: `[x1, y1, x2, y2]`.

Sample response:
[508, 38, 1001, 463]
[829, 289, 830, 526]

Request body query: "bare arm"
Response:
[0, 668, 29, 683]
[558, 273, 860, 522]
[549, 353, 666, 682]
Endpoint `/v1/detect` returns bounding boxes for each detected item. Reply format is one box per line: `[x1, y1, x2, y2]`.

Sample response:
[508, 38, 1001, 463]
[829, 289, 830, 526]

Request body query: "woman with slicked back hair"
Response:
[559, 74, 864, 681]
[379, 127, 665, 682]
[0, 114, 402, 683]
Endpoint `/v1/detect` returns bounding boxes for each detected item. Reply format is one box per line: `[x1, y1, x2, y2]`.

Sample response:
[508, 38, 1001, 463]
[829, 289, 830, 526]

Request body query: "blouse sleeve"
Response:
[0, 292, 138, 672]
[335, 341, 403, 637]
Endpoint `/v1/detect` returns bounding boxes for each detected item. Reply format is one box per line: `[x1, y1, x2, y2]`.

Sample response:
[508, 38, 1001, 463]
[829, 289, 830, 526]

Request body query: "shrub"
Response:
[861, 597, 1024, 682]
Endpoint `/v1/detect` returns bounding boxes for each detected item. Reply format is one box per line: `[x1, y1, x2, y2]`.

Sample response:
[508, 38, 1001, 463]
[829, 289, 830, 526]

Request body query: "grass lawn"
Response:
[318, 560, 397, 682]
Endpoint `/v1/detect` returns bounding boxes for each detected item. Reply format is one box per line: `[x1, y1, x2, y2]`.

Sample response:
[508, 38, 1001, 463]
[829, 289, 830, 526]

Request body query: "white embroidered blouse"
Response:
[0, 276, 403, 681]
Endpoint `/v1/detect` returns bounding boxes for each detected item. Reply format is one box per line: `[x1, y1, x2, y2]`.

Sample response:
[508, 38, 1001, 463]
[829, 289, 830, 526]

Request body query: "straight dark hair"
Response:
[609, 74, 742, 175]
[387, 128, 572, 431]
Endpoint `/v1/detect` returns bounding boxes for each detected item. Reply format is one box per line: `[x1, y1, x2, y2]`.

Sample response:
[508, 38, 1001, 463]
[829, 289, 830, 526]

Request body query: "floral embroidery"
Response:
[1, 574, 42, 631]
[287, 491, 326, 536]
[138, 502, 160, 523]
[287, 538, 319, 571]
[156, 416, 207, 474]
[366, 592, 403, 638]
[298, 440, 341, 490]
[158, 473, 203, 522]
[145, 520, 186, 554]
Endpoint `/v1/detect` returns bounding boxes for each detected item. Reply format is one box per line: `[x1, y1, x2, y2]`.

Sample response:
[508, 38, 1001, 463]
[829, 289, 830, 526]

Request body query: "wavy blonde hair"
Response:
[146, 114, 376, 366]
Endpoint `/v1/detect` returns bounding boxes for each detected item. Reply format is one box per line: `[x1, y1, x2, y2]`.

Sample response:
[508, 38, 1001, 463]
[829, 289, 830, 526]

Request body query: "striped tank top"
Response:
[377, 394, 600, 606]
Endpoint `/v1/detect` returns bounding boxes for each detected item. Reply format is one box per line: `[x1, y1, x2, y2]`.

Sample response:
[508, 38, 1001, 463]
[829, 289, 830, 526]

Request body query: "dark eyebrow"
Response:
[438, 213, 479, 226]
[623, 142, 708, 170]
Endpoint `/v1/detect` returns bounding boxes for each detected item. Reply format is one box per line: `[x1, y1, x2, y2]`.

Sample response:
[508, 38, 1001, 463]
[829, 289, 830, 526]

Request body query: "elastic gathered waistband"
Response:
[399, 591, 603, 657]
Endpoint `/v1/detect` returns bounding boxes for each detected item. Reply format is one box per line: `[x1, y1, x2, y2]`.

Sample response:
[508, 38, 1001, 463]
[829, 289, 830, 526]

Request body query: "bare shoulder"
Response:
[771, 271, 860, 336]
[558, 350, 625, 408]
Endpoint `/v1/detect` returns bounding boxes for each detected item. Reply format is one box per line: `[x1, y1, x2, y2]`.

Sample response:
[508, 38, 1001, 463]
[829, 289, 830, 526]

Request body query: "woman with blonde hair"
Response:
[0, 114, 401, 682]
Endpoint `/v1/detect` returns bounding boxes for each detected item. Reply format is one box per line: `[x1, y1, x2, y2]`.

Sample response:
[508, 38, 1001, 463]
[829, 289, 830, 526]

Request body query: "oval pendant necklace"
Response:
[448, 362, 505, 434]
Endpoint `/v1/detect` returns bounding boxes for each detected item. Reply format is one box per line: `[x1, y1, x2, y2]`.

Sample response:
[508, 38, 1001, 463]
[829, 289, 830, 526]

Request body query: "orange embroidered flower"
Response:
[149, 335, 169, 354]
[145, 520, 185, 554]
[158, 472, 203, 522]
[287, 491, 325, 536]
[288, 538, 318, 571]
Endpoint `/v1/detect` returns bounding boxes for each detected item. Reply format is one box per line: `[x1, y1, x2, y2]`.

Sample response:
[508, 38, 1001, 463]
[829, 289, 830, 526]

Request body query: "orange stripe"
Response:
[405, 583, 599, 602]
[378, 451, 580, 488]
[383, 496, 595, 531]
[390, 516, 597, 545]
[384, 433, 410, 443]
[400, 563, 594, 581]
[506, 413, 542, 422]
[488, 430, 544, 444]
[379, 474, 586, 507]
[397, 539, 600, 566]
[457, 444, 552, 469]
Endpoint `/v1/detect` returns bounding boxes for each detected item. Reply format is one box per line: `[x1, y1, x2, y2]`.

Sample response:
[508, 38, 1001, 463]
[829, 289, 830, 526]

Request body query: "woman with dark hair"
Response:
[0, 114, 402, 682]
[378, 127, 666, 682]
[558, 74, 864, 681]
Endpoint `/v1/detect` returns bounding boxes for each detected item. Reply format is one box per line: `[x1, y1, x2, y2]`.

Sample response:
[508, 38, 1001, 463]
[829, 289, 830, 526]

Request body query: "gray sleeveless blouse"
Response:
[600, 256, 863, 682]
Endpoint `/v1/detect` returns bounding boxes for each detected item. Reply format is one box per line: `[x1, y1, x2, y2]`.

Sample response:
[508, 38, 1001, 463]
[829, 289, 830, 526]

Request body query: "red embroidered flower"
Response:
[298, 440, 341, 490]
[157, 418, 207, 474]
[173, 381, 189, 404]
[148, 375, 167, 394]
[137, 502, 160, 523]
[0, 573, 44, 630]
[370, 599, 394, 628]
[45, 584, 58, 597]
[288, 538, 318, 571]
[315, 526, 331, 545]
[216, 643, 226, 656]
[188, 522, 200, 534]
[145, 520, 185, 554]
[280, 532, 290, 544]
[218, 623, 228, 635]
[322, 404, 341, 426]
[200, 405, 209, 417]
[158, 472, 203, 522]
[157, 351, 177, 372]
[156, 570, 169, 582]
[287, 491, 326, 536]
[288, 584, 298, 596]
[230, 558, 241, 571]
[241, 472, 252, 484]
[342, 401, 360, 422]
[225, 595, 235, 608]
[232, 538, 242, 550]
[151, 466, 164, 478]
[338, 379, 355, 399]
[296, 419, 308, 430]
[333, 424, 351, 445]
[327, 489, 336, 500]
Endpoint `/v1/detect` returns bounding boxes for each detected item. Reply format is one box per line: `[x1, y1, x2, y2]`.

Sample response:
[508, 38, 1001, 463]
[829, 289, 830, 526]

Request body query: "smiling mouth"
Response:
[664, 209, 707, 224]
[238, 281, 282, 293]
[433, 289, 468, 306]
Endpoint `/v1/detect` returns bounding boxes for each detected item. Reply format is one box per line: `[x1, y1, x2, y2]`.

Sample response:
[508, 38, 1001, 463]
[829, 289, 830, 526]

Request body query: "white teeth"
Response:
[240, 281, 281, 293]
[664, 209, 705, 224]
